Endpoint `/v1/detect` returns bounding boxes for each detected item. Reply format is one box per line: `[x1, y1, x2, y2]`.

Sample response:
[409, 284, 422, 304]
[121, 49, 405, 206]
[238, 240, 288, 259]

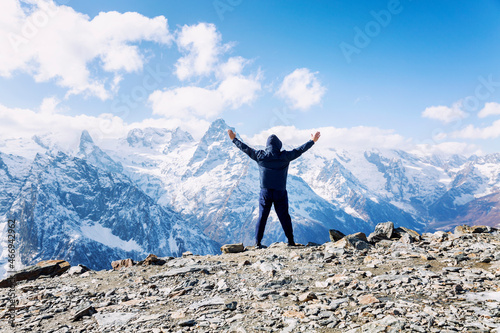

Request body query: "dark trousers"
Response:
[256, 188, 294, 244]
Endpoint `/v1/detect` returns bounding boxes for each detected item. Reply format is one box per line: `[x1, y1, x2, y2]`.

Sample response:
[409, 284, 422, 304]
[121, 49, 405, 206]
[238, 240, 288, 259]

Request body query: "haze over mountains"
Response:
[1, 118, 499, 276]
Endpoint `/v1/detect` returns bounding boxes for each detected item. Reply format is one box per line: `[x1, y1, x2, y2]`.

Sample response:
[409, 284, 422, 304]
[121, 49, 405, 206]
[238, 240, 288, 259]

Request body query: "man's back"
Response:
[231, 134, 315, 190]
[228, 128, 320, 248]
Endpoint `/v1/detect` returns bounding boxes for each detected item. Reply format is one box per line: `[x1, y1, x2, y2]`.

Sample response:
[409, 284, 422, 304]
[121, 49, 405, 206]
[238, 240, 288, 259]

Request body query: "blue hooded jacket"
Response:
[232, 134, 315, 190]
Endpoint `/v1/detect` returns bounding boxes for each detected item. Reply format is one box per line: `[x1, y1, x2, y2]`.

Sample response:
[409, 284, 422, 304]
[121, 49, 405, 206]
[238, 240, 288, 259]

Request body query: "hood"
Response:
[266, 134, 282, 153]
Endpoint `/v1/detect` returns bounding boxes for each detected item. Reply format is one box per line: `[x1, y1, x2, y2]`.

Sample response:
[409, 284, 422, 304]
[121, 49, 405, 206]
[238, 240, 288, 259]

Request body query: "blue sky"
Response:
[0, 0, 499, 154]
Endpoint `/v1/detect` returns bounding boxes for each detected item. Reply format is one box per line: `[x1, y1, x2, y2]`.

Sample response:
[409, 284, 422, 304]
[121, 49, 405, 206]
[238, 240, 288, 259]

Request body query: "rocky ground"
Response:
[1, 224, 500, 333]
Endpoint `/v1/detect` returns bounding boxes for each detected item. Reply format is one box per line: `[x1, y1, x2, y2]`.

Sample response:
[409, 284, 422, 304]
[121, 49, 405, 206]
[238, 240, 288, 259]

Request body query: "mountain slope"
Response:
[3, 150, 219, 275]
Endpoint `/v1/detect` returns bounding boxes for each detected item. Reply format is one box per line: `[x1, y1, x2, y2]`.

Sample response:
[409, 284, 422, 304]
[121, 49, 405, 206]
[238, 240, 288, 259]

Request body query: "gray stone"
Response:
[346, 232, 369, 242]
[329, 229, 346, 242]
[225, 301, 238, 310]
[66, 264, 91, 275]
[345, 315, 404, 333]
[368, 222, 395, 243]
[433, 231, 449, 241]
[71, 303, 96, 321]
[152, 265, 209, 278]
[394, 226, 421, 242]
[111, 258, 135, 270]
[188, 296, 225, 310]
[0, 260, 71, 288]
[298, 292, 317, 302]
[95, 312, 137, 327]
[139, 254, 167, 266]
[221, 243, 245, 254]
[178, 319, 197, 327]
[330, 233, 371, 251]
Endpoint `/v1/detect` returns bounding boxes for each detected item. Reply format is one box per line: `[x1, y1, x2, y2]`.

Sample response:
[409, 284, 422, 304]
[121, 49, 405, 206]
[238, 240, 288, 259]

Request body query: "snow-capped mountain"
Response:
[1, 118, 499, 278]
[0, 146, 219, 277]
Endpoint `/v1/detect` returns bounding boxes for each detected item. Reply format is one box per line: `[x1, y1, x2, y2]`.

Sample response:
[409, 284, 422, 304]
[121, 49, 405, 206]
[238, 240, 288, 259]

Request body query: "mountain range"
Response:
[1, 118, 499, 277]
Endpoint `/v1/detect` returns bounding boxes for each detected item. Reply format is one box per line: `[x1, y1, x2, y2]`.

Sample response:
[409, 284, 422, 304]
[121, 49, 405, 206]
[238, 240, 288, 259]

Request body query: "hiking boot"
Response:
[287, 241, 296, 247]
[255, 243, 267, 249]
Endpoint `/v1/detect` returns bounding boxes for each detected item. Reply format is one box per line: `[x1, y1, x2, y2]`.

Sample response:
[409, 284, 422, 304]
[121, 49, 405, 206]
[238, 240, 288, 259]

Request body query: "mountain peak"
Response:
[200, 118, 233, 144]
[77, 130, 123, 174]
[126, 127, 194, 151]
[210, 118, 229, 129]
[80, 130, 94, 145]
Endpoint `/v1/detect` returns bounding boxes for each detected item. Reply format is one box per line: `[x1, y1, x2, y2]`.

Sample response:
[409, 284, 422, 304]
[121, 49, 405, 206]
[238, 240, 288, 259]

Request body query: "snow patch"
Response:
[168, 234, 179, 254]
[80, 223, 142, 252]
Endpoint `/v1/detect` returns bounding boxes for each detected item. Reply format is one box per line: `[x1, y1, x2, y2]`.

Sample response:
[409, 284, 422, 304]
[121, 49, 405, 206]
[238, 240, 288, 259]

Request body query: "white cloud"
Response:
[0, 100, 211, 154]
[149, 73, 261, 119]
[411, 142, 482, 157]
[246, 125, 410, 151]
[39, 96, 64, 115]
[276, 68, 326, 110]
[478, 102, 500, 118]
[421, 102, 467, 124]
[451, 120, 500, 139]
[0, 99, 484, 159]
[246, 125, 483, 157]
[0, 102, 128, 153]
[174, 22, 229, 81]
[128, 116, 210, 141]
[0, 0, 172, 99]
[151, 23, 261, 120]
[217, 56, 248, 79]
[218, 74, 261, 108]
[149, 86, 225, 119]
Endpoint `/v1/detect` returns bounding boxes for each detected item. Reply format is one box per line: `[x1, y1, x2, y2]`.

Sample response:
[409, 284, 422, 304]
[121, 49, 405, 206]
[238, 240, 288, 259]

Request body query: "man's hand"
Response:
[228, 129, 236, 140]
[311, 131, 321, 143]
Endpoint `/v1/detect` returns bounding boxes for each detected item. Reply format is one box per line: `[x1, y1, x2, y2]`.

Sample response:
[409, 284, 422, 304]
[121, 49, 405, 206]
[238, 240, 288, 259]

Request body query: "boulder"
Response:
[471, 225, 491, 233]
[358, 294, 380, 305]
[71, 303, 97, 321]
[0, 260, 70, 288]
[111, 258, 135, 270]
[432, 230, 449, 241]
[298, 291, 317, 302]
[221, 243, 245, 254]
[346, 232, 368, 242]
[368, 222, 394, 243]
[394, 227, 421, 243]
[454, 225, 494, 235]
[328, 229, 345, 242]
[454, 225, 473, 235]
[330, 233, 371, 251]
[399, 233, 413, 244]
[139, 254, 166, 266]
[66, 264, 91, 275]
[453, 224, 494, 235]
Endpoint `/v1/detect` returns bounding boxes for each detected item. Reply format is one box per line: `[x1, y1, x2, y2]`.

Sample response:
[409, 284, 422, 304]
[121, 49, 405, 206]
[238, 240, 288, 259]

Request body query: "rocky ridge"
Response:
[1, 224, 500, 333]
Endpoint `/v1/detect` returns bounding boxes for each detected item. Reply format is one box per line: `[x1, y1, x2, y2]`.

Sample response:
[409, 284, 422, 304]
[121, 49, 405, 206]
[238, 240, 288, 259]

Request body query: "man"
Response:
[228, 129, 321, 248]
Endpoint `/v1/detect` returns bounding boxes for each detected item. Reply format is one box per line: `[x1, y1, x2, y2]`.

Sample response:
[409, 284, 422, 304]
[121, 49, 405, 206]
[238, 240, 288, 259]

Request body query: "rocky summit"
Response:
[1, 224, 500, 333]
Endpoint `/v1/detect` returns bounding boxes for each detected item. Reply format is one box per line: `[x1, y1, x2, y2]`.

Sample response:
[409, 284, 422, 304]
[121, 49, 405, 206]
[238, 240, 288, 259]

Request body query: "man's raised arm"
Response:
[228, 129, 259, 161]
[285, 131, 321, 161]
